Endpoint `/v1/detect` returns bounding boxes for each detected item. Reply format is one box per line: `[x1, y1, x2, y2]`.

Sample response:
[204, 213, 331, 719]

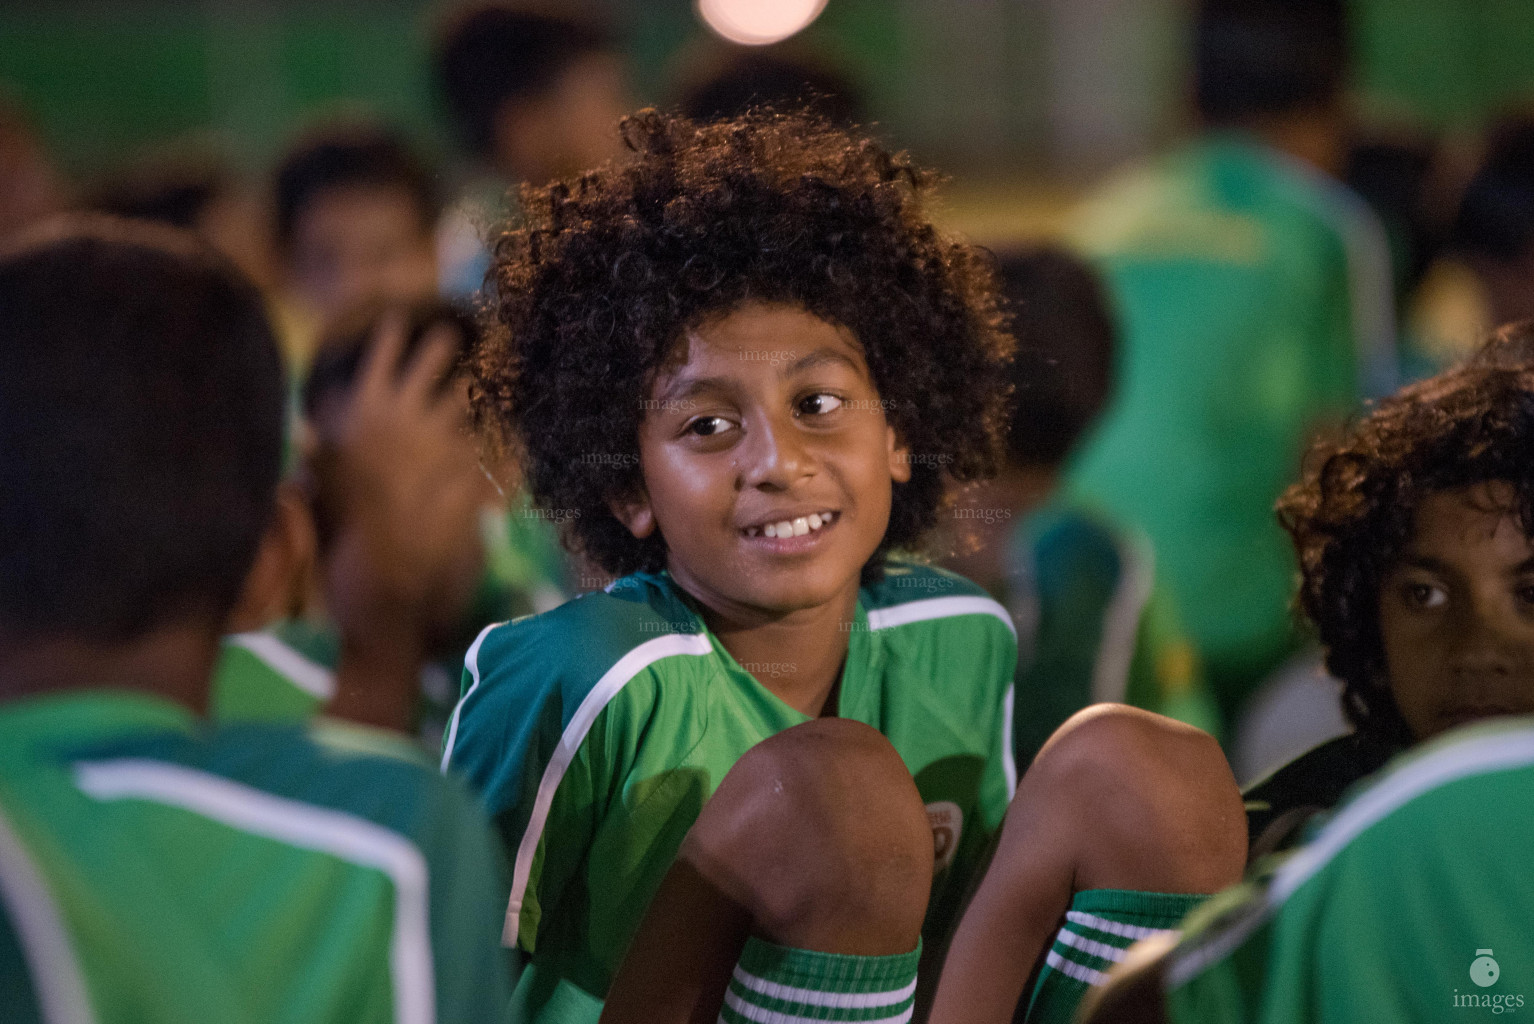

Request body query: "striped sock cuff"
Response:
[1024, 890, 1210, 1024]
[718, 936, 921, 1024]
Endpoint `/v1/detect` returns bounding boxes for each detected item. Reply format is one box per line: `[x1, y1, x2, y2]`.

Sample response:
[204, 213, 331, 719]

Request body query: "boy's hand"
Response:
[312, 314, 489, 732]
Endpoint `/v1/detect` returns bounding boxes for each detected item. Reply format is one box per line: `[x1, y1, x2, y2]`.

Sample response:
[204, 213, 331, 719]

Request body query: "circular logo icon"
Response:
[925, 801, 963, 873]
[1471, 950, 1500, 988]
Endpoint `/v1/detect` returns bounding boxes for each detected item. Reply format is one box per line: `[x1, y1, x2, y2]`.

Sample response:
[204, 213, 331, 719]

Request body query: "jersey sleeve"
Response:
[413, 771, 518, 1021]
[0, 880, 45, 1024]
[440, 619, 650, 955]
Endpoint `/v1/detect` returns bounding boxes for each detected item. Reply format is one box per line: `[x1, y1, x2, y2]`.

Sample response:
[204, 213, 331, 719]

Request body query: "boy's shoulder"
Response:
[471, 571, 710, 685]
[861, 559, 1015, 642]
[447, 572, 716, 748]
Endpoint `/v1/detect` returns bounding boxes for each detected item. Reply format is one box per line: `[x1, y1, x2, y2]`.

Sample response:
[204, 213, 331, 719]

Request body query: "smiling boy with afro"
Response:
[445, 109, 1242, 1024]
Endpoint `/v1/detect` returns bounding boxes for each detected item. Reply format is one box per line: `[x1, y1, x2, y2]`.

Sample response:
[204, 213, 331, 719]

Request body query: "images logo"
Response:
[1475, 951, 1502, 989]
[1454, 948, 1524, 1013]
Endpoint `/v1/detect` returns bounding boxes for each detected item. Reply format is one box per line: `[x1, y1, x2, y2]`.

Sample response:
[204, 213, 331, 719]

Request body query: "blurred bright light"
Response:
[696, 0, 829, 46]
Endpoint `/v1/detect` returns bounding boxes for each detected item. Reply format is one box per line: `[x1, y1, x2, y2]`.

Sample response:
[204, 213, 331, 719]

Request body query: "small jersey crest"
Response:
[926, 801, 963, 872]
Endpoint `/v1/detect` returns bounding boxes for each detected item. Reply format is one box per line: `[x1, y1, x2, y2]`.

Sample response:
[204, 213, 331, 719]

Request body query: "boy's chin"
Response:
[698, 564, 861, 618]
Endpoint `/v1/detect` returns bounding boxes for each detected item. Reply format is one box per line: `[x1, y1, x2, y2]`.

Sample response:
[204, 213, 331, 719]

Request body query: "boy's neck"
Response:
[680, 576, 861, 719]
[0, 620, 220, 715]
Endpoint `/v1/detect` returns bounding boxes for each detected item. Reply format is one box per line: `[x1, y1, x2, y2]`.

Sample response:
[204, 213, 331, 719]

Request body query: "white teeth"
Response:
[746, 511, 837, 539]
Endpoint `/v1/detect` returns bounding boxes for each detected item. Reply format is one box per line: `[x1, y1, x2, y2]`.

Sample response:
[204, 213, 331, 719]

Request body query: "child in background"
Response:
[214, 300, 567, 745]
[1078, 329, 1534, 1022]
[445, 109, 1244, 1024]
[431, 2, 630, 299]
[273, 123, 441, 367]
[942, 246, 1221, 768]
[1243, 322, 1534, 855]
[0, 216, 510, 1020]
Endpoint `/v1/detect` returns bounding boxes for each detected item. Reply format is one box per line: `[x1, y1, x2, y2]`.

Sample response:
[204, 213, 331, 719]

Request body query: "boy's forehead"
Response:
[654, 303, 868, 389]
[1408, 483, 1534, 551]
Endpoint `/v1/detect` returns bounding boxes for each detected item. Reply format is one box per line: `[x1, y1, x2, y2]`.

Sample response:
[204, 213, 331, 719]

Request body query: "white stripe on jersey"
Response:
[1169, 725, 1534, 987]
[440, 620, 504, 773]
[226, 631, 336, 700]
[866, 594, 1016, 638]
[74, 758, 436, 1024]
[0, 801, 97, 1024]
[1089, 532, 1153, 705]
[502, 632, 714, 946]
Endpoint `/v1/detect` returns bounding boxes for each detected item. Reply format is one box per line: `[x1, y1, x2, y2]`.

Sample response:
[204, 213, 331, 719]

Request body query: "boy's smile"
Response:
[615, 302, 909, 624]
[1379, 482, 1534, 739]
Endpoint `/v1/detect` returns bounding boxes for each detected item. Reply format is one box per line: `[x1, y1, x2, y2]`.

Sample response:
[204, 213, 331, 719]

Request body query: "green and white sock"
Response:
[719, 936, 921, 1024]
[1025, 888, 1208, 1024]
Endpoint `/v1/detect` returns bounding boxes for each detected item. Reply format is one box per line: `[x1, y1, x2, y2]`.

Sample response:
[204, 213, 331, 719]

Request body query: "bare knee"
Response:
[682, 719, 932, 954]
[1025, 704, 1246, 893]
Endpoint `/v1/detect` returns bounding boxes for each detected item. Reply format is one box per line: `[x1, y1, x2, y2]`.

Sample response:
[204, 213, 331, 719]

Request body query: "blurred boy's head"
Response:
[674, 45, 866, 129]
[302, 300, 492, 647]
[994, 247, 1117, 474]
[1454, 118, 1534, 327]
[275, 125, 440, 324]
[1193, 0, 1350, 172]
[433, 3, 627, 183]
[88, 148, 273, 292]
[0, 217, 285, 649]
[1278, 323, 1534, 745]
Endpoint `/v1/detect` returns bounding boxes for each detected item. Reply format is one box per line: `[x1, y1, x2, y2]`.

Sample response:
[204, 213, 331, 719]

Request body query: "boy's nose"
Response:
[739, 415, 813, 489]
[1449, 608, 1528, 677]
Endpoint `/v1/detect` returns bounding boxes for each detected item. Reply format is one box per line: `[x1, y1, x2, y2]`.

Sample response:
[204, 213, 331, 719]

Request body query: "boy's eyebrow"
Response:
[780, 348, 864, 377]
[654, 348, 865, 403]
[1395, 553, 1534, 576]
[1395, 553, 1452, 574]
[656, 374, 733, 403]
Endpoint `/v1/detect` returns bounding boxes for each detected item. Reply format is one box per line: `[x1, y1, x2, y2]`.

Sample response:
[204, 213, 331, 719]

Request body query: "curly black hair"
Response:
[475, 108, 1013, 579]
[1277, 322, 1534, 744]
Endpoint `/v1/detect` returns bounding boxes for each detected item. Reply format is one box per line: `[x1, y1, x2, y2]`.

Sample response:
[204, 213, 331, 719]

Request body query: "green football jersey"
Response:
[1007, 500, 1221, 769]
[1166, 717, 1534, 1022]
[0, 690, 512, 1024]
[212, 620, 338, 723]
[442, 561, 1018, 1024]
[1066, 134, 1394, 715]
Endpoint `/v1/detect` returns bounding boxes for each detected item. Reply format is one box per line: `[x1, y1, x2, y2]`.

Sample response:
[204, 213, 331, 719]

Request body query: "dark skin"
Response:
[1378, 482, 1534, 739]
[315, 317, 494, 731]
[612, 301, 910, 716]
[929, 705, 1245, 1024]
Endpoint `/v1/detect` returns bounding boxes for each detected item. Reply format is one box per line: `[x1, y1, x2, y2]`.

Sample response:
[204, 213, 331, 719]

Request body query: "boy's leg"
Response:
[601, 718, 934, 1024]
[930, 704, 1246, 1024]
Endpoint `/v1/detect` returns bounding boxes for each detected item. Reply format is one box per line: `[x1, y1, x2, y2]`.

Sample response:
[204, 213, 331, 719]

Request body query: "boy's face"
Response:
[619, 302, 909, 620]
[287, 185, 438, 324]
[1379, 482, 1534, 740]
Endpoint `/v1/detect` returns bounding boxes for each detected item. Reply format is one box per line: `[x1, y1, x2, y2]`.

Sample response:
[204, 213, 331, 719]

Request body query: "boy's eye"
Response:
[1403, 582, 1447, 609]
[797, 393, 844, 417]
[687, 416, 735, 437]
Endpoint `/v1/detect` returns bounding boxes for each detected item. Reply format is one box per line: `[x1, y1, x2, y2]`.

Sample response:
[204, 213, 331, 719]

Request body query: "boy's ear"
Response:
[225, 481, 318, 634]
[887, 425, 912, 484]
[608, 485, 657, 540]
